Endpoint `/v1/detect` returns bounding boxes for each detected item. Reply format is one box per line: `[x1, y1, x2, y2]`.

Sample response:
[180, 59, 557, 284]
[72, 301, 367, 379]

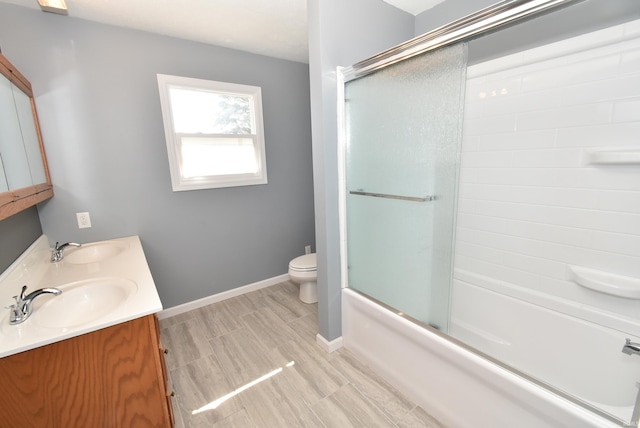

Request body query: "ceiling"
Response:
[0, 0, 445, 63]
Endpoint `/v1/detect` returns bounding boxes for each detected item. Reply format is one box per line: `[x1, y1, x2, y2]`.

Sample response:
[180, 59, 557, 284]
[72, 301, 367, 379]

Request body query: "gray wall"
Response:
[415, 0, 640, 65]
[0, 207, 42, 273]
[307, 0, 414, 341]
[0, 3, 315, 308]
[465, 0, 640, 65]
[414, 0, 495, 35]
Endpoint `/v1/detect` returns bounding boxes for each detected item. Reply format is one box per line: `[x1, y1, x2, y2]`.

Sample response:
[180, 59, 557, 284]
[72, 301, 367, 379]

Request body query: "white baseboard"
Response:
[316, 333, 343, 353]
[157, 273, 290, 319]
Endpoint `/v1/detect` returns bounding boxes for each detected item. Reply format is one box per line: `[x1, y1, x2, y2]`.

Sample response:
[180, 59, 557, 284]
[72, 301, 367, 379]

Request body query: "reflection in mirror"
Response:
[0, 71, 27, 190]
[13, 83, 47, 185]
[0, 53, 53, 220]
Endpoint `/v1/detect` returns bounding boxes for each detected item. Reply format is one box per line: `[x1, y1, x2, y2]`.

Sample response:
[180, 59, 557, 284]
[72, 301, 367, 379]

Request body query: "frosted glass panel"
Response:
[345, 43, 467, 330]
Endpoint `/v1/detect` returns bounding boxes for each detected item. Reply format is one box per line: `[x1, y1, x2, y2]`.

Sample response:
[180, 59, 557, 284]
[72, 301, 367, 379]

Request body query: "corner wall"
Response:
[0, 3, 315, 308]
[0, 208, 41, 273]
[307, 0, 414, 341]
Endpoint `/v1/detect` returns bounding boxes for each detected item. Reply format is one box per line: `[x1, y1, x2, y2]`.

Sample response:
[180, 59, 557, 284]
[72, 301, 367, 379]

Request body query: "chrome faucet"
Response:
[50, 241, 81, 262]
[622, 339, 640, 356]
[7, 285, 62, 325]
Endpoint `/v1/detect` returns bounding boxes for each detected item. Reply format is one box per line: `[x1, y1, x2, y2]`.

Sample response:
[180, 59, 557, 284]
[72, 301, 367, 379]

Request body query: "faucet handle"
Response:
[51, 242, 81, 262]
[4, 295, 19, 309]
[6, 303, 20, 323]
[4, 286, 27, 308]
[18, 285, 27, 301]
[5, 287, 27, 324]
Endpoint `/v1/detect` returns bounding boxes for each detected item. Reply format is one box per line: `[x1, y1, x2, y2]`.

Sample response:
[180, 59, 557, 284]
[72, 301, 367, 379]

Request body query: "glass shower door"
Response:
[345, 43, 467, 331]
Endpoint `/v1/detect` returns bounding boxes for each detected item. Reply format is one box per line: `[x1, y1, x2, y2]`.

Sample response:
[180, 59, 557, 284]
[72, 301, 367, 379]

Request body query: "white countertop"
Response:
[0, 235, 163, 358]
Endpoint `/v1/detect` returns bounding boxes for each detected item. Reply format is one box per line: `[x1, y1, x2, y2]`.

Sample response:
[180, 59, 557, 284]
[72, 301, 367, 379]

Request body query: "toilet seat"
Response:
[289, 254, 316, 272]
[288, 253, 317, 304]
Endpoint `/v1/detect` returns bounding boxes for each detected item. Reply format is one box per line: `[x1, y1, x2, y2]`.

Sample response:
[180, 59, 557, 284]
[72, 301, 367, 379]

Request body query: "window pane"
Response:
[180, 137, 257, 177]
[157, 74, 268, 190]
[169, 87, 253, 134]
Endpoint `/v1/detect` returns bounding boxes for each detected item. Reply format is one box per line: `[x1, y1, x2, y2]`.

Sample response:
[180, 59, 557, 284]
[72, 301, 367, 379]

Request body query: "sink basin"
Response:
[32, 277, 137, 329]
[64, 241, 128, 264]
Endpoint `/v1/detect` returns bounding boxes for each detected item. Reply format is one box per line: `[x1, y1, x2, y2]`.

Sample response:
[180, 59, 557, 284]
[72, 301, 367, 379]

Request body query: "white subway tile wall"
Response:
[454, 18, 640, 329]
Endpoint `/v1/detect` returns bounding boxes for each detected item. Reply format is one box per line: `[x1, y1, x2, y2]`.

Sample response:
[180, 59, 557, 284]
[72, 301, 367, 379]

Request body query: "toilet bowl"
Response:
[288, 253, 317, 304]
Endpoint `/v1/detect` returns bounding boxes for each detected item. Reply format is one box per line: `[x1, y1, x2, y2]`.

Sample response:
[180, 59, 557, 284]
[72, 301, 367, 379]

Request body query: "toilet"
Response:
[288, 253, 317, 304]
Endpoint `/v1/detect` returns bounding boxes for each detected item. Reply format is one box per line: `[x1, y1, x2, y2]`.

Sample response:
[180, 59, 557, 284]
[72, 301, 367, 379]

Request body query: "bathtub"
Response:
[342, 285, 635, 427]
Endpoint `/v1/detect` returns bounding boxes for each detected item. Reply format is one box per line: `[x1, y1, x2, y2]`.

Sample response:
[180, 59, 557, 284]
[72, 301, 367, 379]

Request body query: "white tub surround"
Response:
[457, 18, 640, 325]
[0, 235, 162, 358]
[448, 18, 640, 423]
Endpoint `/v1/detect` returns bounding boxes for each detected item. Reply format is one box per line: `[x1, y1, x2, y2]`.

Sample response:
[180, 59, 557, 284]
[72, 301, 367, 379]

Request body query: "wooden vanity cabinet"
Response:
[0, 314, 174, 427]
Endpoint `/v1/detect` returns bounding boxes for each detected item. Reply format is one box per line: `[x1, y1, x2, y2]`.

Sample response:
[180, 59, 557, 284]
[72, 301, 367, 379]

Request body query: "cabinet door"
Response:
[0, 315, 173, 428]
[153, 314, 176, 426]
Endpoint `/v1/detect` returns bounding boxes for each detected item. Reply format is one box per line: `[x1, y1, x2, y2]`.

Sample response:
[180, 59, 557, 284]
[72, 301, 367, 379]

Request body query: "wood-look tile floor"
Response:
[159, 281, 446, 428]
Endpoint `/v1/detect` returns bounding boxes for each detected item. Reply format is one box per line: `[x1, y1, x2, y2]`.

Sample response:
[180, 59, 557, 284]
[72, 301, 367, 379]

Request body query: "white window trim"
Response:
[157, 74, 268, 191]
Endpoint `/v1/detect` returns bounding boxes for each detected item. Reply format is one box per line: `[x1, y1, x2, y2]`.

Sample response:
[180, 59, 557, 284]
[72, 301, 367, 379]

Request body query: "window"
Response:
[157, 74, 267, 191]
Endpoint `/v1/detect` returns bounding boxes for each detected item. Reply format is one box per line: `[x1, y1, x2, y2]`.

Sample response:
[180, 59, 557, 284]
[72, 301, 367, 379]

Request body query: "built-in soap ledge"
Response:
[567, 265, 640, 299]
[586, 148, 640, 165]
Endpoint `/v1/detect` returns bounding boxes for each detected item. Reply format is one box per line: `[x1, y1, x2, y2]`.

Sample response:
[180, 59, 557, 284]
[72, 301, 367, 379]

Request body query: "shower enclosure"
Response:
[345, 43, 467, 332]
[340, 0, 640, 425]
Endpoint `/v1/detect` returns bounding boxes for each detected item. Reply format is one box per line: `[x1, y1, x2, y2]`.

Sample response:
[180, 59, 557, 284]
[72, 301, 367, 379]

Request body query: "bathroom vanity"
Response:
[0, 314, 173, 427]
[0, 236, 173, 427]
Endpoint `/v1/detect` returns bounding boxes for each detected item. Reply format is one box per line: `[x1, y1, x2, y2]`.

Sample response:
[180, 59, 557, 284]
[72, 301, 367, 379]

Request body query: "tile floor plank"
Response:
[162, 317, 215, 371]
[240, 307, 299, 350]
[240, 375, 325, 428]
[312, 383, 397, 427]
[330, 349, 419, 422]
[287, 312, 321, 344]
[212, 409, 257, 428]
[194, 301, 244, 339]
[272, 338, 348, 406]
[264, 286, 316, 323]
[209, 326, 279, 389]
[170, 354, 242, 427]
[160, 282, 446, 428]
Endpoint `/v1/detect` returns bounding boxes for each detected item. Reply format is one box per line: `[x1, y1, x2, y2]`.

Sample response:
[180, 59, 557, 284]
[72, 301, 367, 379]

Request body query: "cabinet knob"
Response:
[164, 348, 169, 355]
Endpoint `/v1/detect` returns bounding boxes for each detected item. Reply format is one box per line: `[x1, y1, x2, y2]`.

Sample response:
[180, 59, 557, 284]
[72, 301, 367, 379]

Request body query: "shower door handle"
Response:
[349, 190, 434, 202]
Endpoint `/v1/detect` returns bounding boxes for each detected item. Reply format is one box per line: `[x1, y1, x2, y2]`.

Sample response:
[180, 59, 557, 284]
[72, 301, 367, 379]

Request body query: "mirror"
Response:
[0, 53, 53, 220]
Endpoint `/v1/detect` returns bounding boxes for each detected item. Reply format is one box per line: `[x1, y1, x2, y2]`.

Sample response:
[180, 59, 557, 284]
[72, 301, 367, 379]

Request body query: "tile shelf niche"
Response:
[587, 149, 640, 165]
[568, 264, 640, 299]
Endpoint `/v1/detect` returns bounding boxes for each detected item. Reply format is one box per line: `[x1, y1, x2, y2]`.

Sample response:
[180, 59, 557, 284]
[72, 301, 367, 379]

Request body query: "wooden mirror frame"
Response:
[0, 53, 53, 221]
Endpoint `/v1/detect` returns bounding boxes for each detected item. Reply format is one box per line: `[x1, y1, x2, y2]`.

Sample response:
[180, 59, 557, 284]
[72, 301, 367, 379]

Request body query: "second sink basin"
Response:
[32, 277, 138, 329]
[64, 241, 129, 264]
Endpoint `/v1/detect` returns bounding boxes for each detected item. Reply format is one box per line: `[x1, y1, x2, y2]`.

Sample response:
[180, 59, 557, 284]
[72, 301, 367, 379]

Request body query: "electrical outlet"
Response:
[305, 245, 311, 255]
[76, 212, 91, 229]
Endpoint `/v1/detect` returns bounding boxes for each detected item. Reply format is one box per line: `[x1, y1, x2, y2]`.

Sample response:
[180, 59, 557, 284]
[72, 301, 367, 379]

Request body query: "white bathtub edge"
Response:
[342, 288, 620, 428]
